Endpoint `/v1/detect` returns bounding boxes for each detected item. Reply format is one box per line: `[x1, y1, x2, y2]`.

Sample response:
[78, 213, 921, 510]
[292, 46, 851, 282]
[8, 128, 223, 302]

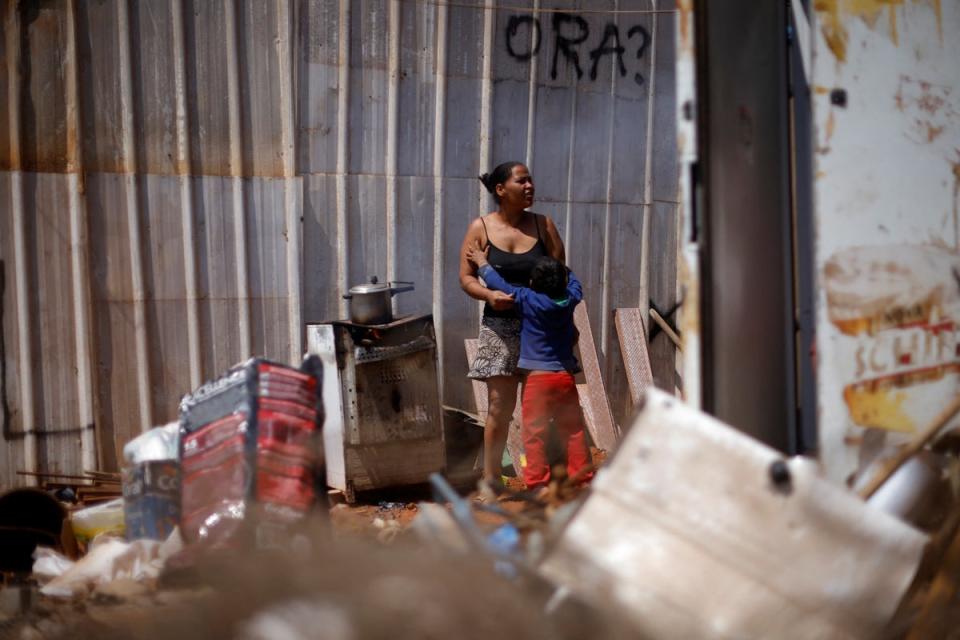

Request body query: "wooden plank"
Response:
[576, 383, 598, 446]
[464, 339, 524, 477]
[615, 308, 655, 410]
[574, 302, 619, 451]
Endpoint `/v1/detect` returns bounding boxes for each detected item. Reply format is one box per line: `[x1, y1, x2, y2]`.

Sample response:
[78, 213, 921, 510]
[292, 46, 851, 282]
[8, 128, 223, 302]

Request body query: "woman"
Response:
[459, 161, 566, 486]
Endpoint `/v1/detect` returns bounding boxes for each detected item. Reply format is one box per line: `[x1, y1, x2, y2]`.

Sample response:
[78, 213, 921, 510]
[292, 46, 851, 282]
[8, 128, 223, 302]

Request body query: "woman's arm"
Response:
[459, 218, 514, 310]
[541, 215, 566, 264]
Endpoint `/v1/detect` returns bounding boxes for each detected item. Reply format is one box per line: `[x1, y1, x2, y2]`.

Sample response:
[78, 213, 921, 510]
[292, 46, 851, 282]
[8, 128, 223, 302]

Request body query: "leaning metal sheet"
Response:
[541, 389, 927, 639]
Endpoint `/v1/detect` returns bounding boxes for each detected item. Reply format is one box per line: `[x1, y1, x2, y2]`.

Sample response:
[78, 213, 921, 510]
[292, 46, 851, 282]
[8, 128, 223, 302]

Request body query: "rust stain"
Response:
[678, 0, 692, 51]
[844, 385, 915, 433]
[927, 124, 944, 142]
[825, 110, 836, 143]
[917, 90, 946, 115]
[816, 0, 849, 62]
[814, 0, 909, 63]
[888, 5, 899, 46]
[814, 86, 832, 95]
[678, 255, 699, 336]
[922, 0, 945, 43]
[897, 75, 956, 146]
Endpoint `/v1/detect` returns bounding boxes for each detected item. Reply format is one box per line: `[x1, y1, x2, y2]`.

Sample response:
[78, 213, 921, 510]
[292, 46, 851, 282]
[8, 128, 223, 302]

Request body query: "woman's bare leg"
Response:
[483, 375, 520, 484]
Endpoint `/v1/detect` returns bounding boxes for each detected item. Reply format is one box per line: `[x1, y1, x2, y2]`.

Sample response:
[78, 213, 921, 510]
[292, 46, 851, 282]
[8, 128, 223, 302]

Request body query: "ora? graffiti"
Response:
[505, 13, 651, 87]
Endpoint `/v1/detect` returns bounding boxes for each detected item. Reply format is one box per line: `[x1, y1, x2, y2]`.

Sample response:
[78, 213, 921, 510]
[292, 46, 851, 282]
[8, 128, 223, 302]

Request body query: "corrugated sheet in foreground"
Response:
[0, 0, 678, 486]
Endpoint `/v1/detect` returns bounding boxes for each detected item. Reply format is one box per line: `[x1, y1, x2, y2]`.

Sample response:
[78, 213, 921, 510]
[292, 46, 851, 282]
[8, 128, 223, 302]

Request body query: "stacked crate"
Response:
[179, 358, 323, 546]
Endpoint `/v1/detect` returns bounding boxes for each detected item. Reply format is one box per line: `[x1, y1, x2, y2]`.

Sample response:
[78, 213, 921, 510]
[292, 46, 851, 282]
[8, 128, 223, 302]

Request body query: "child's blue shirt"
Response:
[478, 264, 582, 373]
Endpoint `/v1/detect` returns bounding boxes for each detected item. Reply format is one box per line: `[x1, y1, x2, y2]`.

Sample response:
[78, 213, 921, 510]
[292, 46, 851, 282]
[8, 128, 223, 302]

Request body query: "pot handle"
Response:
[342, 293, 352, 299]
[388, 281, 415, 296]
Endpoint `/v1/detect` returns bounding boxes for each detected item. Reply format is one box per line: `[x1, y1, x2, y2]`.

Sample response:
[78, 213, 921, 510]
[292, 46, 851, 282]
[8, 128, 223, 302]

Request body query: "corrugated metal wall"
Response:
[0, 0, 678, 487]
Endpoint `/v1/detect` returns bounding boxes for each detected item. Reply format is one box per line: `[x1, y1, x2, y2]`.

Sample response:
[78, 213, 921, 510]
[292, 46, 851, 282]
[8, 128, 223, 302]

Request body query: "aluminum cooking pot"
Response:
[342, 277, 415, 325]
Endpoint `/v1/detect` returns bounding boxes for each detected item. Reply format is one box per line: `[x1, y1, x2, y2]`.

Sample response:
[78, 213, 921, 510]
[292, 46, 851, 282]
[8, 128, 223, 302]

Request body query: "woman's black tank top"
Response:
[480, 213, 548, 319]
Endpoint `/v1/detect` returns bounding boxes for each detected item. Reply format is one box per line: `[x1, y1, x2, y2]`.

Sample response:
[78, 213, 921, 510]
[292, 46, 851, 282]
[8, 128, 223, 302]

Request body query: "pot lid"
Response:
[348, 276, 390, 294]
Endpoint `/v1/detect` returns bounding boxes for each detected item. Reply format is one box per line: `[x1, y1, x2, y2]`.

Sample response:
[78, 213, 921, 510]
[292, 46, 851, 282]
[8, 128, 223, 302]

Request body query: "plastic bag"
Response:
[32, 546, 75, 584]
[123, 422, 180, 464]
[39, 527, 183, 598]
[71, 497, 125, 543]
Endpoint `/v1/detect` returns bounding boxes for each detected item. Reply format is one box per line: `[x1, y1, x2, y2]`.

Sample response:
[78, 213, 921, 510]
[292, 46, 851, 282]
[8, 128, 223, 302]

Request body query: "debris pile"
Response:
[3, 357, 960, 639]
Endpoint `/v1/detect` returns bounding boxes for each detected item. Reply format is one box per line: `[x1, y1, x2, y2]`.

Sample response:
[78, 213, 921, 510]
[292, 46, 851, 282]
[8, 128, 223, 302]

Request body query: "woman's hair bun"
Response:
[479, 162, 522, 202]
[478, 173, 494, 193]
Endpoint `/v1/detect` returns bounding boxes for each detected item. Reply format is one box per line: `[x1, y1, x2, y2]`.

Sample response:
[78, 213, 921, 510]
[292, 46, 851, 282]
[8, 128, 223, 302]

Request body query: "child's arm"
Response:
[566, 269, 583, 304]
[478, 264, 523, 299]
[465, 243, 527, 310]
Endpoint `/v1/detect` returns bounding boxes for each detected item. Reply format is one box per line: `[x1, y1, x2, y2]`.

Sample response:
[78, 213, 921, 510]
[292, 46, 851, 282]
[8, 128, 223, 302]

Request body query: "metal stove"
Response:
[306, 314, 445, 502]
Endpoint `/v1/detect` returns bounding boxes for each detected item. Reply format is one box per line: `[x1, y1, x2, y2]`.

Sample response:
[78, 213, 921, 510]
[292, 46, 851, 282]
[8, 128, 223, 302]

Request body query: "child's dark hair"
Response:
[530, 257, 568, 299]
[478, 161, 522, 203]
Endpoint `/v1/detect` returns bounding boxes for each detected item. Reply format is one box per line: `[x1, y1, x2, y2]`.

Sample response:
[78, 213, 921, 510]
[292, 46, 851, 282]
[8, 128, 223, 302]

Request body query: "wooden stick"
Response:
[649, 308, 682, 350]
[859, 395, 960, 500]
[905, 515, 960, 639]
[17, 470, 102, 482]
[84, 470, 122, 480]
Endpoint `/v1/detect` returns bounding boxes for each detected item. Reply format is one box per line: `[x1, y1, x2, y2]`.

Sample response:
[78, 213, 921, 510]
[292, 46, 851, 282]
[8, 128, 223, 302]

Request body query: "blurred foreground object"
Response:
[34, 527, 183, 598]
[178, 357, 324, 547]
[122, 422, 182, 542]
[541, 389, 927, 639]
[0, 489, 67, 574]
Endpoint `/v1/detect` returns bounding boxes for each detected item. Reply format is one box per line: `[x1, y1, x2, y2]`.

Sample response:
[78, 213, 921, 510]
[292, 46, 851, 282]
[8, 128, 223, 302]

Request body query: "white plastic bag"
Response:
[123, 422, 180, 464]
[31, 547, 75, 584]
[39, 527, 183, 598]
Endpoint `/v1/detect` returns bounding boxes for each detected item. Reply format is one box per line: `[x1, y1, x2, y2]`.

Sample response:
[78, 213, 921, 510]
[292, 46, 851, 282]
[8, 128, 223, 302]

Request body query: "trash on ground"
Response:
[539, 388, 929, 639]
[122, 460, 180, 542]
[70, 498, 125, 546]
[35, 527, 183, 598]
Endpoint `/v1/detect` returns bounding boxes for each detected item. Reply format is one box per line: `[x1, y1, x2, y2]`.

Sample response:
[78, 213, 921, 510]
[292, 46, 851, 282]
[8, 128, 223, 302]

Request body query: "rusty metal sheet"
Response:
[245, 177, 299, 363]
[194, 176, 249, 376]
[130, 1, 179, 175]
[16, 1, 70, 174]
[811, 1, 960, 483]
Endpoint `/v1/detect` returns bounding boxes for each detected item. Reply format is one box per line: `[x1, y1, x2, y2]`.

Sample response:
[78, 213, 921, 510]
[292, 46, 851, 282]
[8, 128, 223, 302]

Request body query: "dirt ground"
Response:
[0, 470, 611, 640]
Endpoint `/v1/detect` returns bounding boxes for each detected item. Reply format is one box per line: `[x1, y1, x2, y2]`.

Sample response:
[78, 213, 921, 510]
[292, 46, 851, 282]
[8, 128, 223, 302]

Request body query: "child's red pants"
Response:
[520, 371, 593, 489]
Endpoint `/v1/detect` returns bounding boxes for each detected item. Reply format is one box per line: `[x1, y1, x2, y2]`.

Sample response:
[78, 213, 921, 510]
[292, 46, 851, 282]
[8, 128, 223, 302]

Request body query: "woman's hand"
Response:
[486, 290, 515, 311]
[465, 242, 490, 268]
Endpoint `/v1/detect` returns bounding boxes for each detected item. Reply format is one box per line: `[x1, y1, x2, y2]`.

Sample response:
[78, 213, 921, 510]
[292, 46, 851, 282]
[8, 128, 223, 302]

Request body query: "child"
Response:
[466, 244, 593, 491]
